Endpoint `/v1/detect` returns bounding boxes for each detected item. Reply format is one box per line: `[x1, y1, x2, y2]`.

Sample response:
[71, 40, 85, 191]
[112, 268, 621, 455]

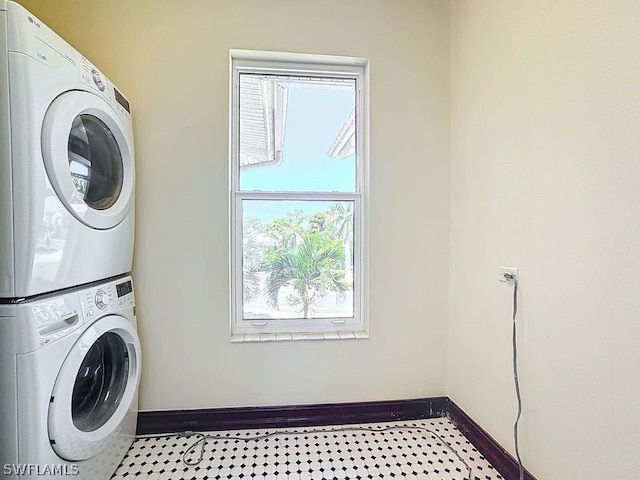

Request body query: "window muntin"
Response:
[231, 53, 367, 339]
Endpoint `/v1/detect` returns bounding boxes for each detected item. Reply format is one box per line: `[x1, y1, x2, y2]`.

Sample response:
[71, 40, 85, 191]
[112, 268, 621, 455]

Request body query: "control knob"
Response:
[91, 69, 106, 91]
[95, 290, 108, 310]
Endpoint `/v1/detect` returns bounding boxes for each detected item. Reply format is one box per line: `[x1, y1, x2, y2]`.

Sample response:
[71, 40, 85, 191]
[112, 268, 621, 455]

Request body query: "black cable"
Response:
[508, 275, 525, 480]
[140, 424, 473, 480]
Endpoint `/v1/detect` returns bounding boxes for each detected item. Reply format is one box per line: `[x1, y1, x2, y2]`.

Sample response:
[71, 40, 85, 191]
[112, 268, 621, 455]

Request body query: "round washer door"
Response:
[48, 315, 141, 461]
[42, 90, 134, 230]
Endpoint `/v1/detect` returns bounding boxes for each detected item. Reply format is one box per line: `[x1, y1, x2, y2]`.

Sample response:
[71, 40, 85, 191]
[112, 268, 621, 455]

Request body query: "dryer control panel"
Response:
[5, 1, 133, 121]
[78, 57, 132, 119]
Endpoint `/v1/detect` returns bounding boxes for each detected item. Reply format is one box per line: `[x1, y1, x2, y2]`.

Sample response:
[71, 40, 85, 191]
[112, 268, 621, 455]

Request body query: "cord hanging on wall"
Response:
[501, 268, 525, 480]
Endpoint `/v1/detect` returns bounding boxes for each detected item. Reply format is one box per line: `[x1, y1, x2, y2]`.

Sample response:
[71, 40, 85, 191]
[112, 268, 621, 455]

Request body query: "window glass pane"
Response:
[242, 200, 354, 320]
[239, 74, 356, 192]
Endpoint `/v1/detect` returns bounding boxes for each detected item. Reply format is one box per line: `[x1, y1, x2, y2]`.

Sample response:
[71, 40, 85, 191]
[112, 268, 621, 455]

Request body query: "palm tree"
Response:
[261, 233, 348, 318]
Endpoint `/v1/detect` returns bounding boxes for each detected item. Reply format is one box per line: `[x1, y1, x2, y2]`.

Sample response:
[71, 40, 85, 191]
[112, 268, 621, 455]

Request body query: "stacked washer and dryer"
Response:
[0, 2, 141, 479]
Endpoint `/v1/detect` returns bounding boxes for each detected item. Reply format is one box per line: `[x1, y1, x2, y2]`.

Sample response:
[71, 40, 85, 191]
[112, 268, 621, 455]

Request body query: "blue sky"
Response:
[242, 84, 355, 224]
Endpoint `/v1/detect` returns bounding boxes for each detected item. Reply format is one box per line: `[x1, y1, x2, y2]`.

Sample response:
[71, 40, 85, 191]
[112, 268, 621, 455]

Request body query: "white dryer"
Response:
[0, 275, 141, 480]
[0, 1, 135, 298]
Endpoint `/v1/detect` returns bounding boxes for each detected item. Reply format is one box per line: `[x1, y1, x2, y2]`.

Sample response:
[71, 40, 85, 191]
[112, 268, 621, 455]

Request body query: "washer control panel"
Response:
[81, 278, 135, 321]
[20, 276, 135, 353]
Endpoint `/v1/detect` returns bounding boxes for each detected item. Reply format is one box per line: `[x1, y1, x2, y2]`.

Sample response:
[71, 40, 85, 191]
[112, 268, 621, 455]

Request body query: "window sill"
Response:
[230, 331, 369, 343]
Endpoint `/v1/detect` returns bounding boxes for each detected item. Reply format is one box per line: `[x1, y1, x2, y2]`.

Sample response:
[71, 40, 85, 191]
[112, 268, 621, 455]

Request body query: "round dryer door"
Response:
[48, 315, 141, 462]
[42, 90, 134, 230]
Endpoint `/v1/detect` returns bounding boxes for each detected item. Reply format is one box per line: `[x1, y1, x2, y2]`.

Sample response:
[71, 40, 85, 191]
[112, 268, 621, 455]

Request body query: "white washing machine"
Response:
[0, 276, 141, 480]
[0, 1, 135, 299]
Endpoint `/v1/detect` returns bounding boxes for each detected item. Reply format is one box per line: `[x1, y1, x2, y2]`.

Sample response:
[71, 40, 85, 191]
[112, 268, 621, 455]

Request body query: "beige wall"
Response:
[19, 0, 451, 410]
[449, 1, 640, 479]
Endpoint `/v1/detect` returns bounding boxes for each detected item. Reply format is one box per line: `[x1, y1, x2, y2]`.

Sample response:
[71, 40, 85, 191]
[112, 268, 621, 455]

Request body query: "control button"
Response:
[95, 290, 108, 310]
[92, 69, 106, 91]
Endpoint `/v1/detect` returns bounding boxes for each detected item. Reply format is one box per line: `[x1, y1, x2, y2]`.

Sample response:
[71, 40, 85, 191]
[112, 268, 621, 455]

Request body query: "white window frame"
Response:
[229, 49, 369, 342]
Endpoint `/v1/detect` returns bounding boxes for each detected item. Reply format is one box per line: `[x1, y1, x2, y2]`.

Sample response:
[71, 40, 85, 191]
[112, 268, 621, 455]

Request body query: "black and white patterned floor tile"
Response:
[111, 418, 502, 480]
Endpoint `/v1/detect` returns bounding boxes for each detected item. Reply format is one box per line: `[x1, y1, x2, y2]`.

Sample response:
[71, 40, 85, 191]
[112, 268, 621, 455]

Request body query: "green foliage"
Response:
[308, 211, 329, 234]
[260, 232, 347, 318]
[263, 210, 305, 248]
[242, 218, 263, 303]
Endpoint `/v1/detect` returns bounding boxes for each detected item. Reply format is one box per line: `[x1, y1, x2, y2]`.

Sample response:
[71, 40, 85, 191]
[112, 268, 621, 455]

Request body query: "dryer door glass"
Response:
[68, 114, 124, 210]
[71, 332, 130, 432]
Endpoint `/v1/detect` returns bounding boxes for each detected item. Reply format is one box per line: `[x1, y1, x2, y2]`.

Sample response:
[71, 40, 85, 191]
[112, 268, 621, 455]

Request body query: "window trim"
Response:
[229, 50, 369, 341]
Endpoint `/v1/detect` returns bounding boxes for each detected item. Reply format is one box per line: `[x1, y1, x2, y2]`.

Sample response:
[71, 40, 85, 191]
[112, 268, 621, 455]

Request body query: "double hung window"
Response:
[230, 51, 368, 340]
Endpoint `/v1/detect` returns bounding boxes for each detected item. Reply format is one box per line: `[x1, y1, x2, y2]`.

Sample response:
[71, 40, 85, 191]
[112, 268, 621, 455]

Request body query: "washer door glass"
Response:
[71, 331, 130, 432]
[68, 115, 124, 210]
[48, 315, 140, 461]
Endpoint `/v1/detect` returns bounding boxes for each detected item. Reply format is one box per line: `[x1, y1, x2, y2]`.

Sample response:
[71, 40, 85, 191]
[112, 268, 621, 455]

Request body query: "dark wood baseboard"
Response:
[137, 396, 535, 480]
[137, 397, 448, 436]
[447, 399, 537, 480]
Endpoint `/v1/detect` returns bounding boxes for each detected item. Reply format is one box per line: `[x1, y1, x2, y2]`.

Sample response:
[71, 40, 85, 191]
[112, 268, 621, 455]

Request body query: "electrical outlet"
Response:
[498, 267, 519, 283]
